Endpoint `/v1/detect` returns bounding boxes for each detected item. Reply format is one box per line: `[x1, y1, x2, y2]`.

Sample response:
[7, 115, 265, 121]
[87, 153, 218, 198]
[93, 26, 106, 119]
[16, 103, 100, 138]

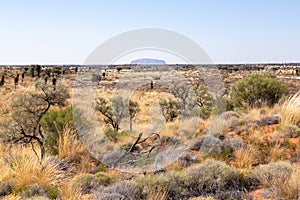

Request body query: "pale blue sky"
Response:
[0, 1, 299, 64]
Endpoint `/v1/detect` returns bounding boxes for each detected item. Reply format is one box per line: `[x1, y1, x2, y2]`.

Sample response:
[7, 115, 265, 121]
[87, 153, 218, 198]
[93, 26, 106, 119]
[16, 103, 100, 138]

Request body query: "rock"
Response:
[222, 137, 245, 151]
[256, 115, 280, 126]
[190, 135, 222, 154]
[130, 58, 166, 65]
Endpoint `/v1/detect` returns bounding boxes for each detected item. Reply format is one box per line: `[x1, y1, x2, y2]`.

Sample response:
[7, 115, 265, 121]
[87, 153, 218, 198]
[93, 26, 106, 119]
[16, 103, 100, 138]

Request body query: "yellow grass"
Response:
[146, 187, 168, 200]
[280, 92, 300, 126]
[234, 144, 259, 169]
[59, 183, 83, 200]
[271, 166, 300, 199]
[58, 125, 86, 160]
[269, 143, 284, 162]
[2, 147, 61, 190]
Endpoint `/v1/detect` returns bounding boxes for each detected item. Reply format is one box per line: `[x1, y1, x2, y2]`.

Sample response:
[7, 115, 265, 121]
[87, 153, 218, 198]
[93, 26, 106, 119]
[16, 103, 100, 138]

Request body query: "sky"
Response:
[0, 0, 300, 65]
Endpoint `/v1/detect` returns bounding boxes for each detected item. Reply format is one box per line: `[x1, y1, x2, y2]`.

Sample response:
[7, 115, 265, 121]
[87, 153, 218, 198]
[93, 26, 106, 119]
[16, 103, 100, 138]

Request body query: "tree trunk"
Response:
[130, 117, 133, 130]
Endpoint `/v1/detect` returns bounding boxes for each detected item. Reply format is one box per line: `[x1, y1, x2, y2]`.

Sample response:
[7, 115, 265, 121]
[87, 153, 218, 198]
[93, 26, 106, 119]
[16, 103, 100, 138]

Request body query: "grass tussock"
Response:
[280, 92, 300, 126]
[2, 148, 62, 190]
[234, 144, 259, 169]
[58, 125, 86, 161]
[253, 161, 300, 199]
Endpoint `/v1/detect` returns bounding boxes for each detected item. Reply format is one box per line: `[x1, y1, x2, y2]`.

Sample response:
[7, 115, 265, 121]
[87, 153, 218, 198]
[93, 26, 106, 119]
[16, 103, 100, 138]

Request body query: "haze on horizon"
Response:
[0, 1, 299, 65]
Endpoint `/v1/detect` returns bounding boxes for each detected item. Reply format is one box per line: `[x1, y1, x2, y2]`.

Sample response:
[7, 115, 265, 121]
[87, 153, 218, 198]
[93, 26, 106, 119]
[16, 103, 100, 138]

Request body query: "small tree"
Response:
[21, 70, 25, 84]
[5, 82, 69, 159]
[14, 74, 19, 89]
[129, 100, 140, 130]
[29, 66, 35, 78]
[96, 96, 127, 131]
[159, 98, 181, 122]
[96, 97, 140, 131]
[0, 74, 4, 86]
[52, 77, 57, 88]
[230, 73, 289, 108]
[35, 65, 42, 78]
[170, 82, 198, 118]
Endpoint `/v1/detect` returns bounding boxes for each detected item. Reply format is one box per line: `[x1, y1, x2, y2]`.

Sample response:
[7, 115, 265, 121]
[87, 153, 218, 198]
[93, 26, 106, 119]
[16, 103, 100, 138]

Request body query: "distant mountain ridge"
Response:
[130, 58, 166, 65]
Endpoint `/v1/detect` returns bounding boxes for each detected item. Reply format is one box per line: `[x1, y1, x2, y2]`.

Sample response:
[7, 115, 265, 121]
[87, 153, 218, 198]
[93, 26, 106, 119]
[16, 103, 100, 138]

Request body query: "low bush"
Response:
[70, 172, 113, 194]
[93, 180, 142, 200]
[230, 73, 288, 108]
[186, 159, 247, 196]
[0, 180, 14, 197]
[136, 159, 252, 199]
[252, 161, 300, 199]
[20, 183, 58, 199]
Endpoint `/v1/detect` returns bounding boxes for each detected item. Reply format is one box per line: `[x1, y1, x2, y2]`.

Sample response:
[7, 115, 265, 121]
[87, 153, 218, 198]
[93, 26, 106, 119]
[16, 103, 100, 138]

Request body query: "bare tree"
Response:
[96, 96, 140, 131]
[3, 82, 69, 159]
[170, 82, 198, 118]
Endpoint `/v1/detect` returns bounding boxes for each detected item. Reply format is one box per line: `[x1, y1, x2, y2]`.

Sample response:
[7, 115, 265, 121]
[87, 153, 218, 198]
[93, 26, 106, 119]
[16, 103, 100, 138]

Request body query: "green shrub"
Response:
[230, 74, 288, 108]
[20, 183, 58, 199]
[40, 105, 83, 155]
[0, 180, 14, 196]
[186, 159, 247, 195]
[252, 161, 294, 187]
[252, 161, 300, 199]
[136, 159, 252, 199]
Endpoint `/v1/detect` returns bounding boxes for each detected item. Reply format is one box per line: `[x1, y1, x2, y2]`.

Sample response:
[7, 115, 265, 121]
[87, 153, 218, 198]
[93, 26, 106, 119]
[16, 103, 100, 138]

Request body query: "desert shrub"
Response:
[104, 128, 119, 141]
[20, 183, 58, 199]
[230, 73, 288, 108]
[91, 73, 102, 82]
[186, 159, 247, 196]
[199, 105, 213, 119]
[0, 180, 14, 196]
[93, 180, 142, 200]
[280, 124, 300, 138]
[159, 98, 181, 122]
[40, 105, 83, 155]
[252, 161, 294, 187]
[135, 171, 187, 199]
[137, 159, 250, 199]
[252, 161, 300, 199]
[70, 172, 112, 194]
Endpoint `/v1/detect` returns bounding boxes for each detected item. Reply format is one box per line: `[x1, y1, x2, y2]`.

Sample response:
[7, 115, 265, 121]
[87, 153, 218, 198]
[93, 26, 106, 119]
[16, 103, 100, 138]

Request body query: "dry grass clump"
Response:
[2, 148, 62, 190]
[146, 186, 168, 200]
[280, 92, 300, 126]
[269, 142, 284, 162]
[253, 161, 300, 199]
[58, 125, 86, 161]
[234, 144, 259, 169]
[59, 183, 83, 200]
